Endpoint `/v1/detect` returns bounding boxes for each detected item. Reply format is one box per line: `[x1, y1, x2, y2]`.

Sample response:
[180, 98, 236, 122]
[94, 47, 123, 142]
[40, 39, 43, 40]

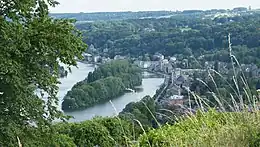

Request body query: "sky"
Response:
[50, 0, 260, 13]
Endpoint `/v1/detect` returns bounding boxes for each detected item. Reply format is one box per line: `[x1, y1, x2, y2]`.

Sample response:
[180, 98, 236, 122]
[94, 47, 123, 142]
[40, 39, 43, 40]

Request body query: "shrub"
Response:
[138, 109, 260, 147]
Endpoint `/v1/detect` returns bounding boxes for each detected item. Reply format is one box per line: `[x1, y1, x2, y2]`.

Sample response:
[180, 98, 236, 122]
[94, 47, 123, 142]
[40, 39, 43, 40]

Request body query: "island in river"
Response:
[56, 62, 164, 122]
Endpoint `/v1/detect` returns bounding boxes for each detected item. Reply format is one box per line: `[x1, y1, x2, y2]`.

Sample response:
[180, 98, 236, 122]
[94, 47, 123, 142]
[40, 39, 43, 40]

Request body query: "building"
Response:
[83, 53, 93, 62]
[170, 95, 184, 100]
[133, 61, 153, 69]
[168, 99, 185, 106]
[88, 44, 97, 53]
[176, 75, 186, 87]
[147, 61, 160, 71]
[169, 57, 177, 63]
[93, 55, 102, 63]
[153, 53, 164, 61]
[144, 28, 155, 32]
[233, 7, 248, 12]
[101, 57, 111, 63]
[114, 55, 126, 60]
[103, 48, 109, 53]
[165, 64, 173, 74]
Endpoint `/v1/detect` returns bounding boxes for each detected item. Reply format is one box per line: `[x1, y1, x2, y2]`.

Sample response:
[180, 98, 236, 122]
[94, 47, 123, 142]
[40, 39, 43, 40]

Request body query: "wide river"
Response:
[57, 62, 164, 122]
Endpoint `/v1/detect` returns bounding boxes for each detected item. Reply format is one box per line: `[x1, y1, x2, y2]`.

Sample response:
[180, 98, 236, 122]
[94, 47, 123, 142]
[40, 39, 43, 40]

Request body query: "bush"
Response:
[55, 117, 134, 146]
[138, 109, 260, 147]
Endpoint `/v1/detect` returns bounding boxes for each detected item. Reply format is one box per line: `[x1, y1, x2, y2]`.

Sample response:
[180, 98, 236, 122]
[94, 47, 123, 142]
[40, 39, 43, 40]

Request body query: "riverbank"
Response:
[55, 62, 164, 122]
[64, 78, 164, 122]
[62, 60, 142, 111]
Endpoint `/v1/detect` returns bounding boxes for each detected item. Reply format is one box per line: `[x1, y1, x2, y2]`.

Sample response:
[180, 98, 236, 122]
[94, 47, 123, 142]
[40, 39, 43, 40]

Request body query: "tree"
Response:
[54, 117, 133, 146]
[87, 72, 94, 83]
[62, 77, 127, 111]
[120, 96, 157, 128]
[0, 0, 86, 145]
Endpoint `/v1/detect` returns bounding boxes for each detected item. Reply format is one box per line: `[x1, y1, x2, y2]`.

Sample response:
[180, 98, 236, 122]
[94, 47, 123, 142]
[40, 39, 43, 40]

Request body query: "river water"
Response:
[57, 62, 164, 122]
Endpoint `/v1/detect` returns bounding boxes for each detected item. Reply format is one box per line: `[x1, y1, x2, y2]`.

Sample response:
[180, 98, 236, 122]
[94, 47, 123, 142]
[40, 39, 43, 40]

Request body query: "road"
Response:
[155, 75, 170, 102]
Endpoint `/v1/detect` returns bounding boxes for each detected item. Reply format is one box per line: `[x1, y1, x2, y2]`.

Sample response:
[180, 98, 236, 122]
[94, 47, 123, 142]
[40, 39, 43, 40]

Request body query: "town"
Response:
[82, 43, 260, 111]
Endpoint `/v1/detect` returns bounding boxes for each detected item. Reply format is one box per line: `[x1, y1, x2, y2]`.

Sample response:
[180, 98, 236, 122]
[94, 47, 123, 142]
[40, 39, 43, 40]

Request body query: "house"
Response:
[133, 61, 152, 69]
[114, 55, 126, 60]
[83, 53, 93, 62]
[148, 61, 161, 72]
[169, 95, 184, 100]
[101, 57, 111, 63]
[93, 55, 102, 63]
[88, 44, 96, 53]
[162, 59, 169, 64]
[153, 53, 164, 61]
[103, 48, 109, 53]
[169, 57, 177, 63]
[144, 28, 155, 32]
[165, 64, 173, 74]
[233, 7, 247, 12]
[168, 98, 185, 106]
[176, 75, 186, 86]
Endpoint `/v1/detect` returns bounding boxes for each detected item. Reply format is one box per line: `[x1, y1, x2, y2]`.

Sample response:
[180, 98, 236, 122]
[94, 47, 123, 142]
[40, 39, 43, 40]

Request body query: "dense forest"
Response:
[62, 77, 125, 110]
[62, 60, 142, 111]
[77, 12, 260, 65]
[51, 8, 244, 22]
[87, 60, 142, 88]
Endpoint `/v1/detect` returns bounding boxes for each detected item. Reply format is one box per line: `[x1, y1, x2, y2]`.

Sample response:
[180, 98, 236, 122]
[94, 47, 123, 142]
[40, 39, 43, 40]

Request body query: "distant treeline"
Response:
[76, 12, 260, 66]
[51, 8, 246, 22]
[62, 60, 142, 111]
[51, 11, 174, 21]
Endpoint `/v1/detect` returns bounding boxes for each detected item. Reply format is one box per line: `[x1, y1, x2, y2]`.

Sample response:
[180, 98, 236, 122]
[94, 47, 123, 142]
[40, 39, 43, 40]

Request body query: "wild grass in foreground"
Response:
[137, 109, 260, 147]
[134, 34, 260, 146]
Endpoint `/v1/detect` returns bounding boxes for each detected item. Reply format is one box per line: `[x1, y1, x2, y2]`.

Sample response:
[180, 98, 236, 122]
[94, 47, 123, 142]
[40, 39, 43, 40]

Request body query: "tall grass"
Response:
[135, 34, 260, 146]
[137, 110, 260, 146]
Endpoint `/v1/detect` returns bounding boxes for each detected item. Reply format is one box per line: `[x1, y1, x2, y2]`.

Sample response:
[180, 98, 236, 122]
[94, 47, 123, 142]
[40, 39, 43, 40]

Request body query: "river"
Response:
[57, 62, 164, 122]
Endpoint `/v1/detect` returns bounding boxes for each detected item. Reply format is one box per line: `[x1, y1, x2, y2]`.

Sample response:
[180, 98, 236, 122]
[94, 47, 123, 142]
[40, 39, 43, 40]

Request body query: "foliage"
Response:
[58, 65, 68, 78]
[119, 95, 182, 134]
[2, 4, 260, 146]
[77, 12, 260, 61]
[189, 68, 259, 109]
[62, 60, 142, 111]
[87, 60, 142, 88]
[0, 0, 86, 145]
[62, 77, 125, 111]
[138, 109, 260, 147]
[51, 11, 174, 21]
[120, 96, 158, 130]
[54, 117, 133, 146]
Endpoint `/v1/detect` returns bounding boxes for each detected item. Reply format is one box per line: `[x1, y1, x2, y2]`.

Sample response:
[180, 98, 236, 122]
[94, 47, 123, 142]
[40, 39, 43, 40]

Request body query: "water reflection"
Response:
[54, 62, 164, 122]
[65, 78, 164, 122]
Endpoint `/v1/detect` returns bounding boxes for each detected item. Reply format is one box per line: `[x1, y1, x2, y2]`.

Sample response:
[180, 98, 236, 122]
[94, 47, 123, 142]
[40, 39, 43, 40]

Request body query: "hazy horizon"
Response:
[50, 0, 260, 13]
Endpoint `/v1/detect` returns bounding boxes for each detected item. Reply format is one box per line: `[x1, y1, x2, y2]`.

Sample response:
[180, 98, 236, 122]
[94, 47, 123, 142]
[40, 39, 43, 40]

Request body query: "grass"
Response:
[137, 110, 260, 147]
[133, 34, 260, 146]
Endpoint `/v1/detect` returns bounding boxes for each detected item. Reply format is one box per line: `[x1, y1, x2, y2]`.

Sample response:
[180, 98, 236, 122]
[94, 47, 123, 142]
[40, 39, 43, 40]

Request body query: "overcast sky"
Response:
[50, 0, 260, 13]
